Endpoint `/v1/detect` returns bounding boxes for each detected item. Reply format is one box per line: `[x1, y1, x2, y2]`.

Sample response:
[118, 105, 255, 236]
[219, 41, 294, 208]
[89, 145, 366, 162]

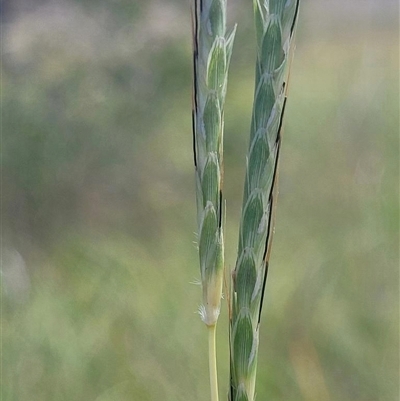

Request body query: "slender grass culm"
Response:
[191, 1, 236, 401]
[229, 1, 300, 400]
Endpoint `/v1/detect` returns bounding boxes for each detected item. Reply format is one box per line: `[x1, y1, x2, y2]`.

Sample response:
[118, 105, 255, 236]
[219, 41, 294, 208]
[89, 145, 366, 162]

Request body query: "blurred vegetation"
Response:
[2, 1, 399, 400]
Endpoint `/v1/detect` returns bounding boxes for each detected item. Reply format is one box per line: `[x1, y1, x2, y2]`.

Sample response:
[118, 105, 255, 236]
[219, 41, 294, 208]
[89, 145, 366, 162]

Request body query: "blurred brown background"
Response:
[2, 0, 399, 400]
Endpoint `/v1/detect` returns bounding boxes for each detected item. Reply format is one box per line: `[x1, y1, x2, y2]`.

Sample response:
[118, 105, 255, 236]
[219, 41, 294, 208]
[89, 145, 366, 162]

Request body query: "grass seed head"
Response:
[193, 0, 236, 326]
[229, 1, 300, 400]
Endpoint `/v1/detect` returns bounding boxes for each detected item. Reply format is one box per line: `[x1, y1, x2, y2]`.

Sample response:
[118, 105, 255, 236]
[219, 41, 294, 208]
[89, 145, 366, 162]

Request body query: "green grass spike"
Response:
[229, 1, 300, 400]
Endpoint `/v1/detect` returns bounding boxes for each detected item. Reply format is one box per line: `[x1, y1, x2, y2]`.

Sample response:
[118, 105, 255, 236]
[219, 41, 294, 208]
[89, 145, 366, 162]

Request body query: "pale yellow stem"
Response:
[208, 324, 219, 401]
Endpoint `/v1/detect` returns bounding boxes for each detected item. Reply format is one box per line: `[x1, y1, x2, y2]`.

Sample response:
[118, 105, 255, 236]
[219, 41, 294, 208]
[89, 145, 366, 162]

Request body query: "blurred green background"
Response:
[2, 0, 399, 400]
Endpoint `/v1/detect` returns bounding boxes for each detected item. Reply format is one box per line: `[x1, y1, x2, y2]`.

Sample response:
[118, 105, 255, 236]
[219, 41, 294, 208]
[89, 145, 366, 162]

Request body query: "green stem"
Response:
[208, 324, 219, 401]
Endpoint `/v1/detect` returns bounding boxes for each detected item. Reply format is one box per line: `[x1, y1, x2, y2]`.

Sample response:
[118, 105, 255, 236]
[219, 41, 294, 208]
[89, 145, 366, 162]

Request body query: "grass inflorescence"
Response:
[229, 2, 300, 399]
[192, 1, 236, 400]
[192, 1, 300, 400]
